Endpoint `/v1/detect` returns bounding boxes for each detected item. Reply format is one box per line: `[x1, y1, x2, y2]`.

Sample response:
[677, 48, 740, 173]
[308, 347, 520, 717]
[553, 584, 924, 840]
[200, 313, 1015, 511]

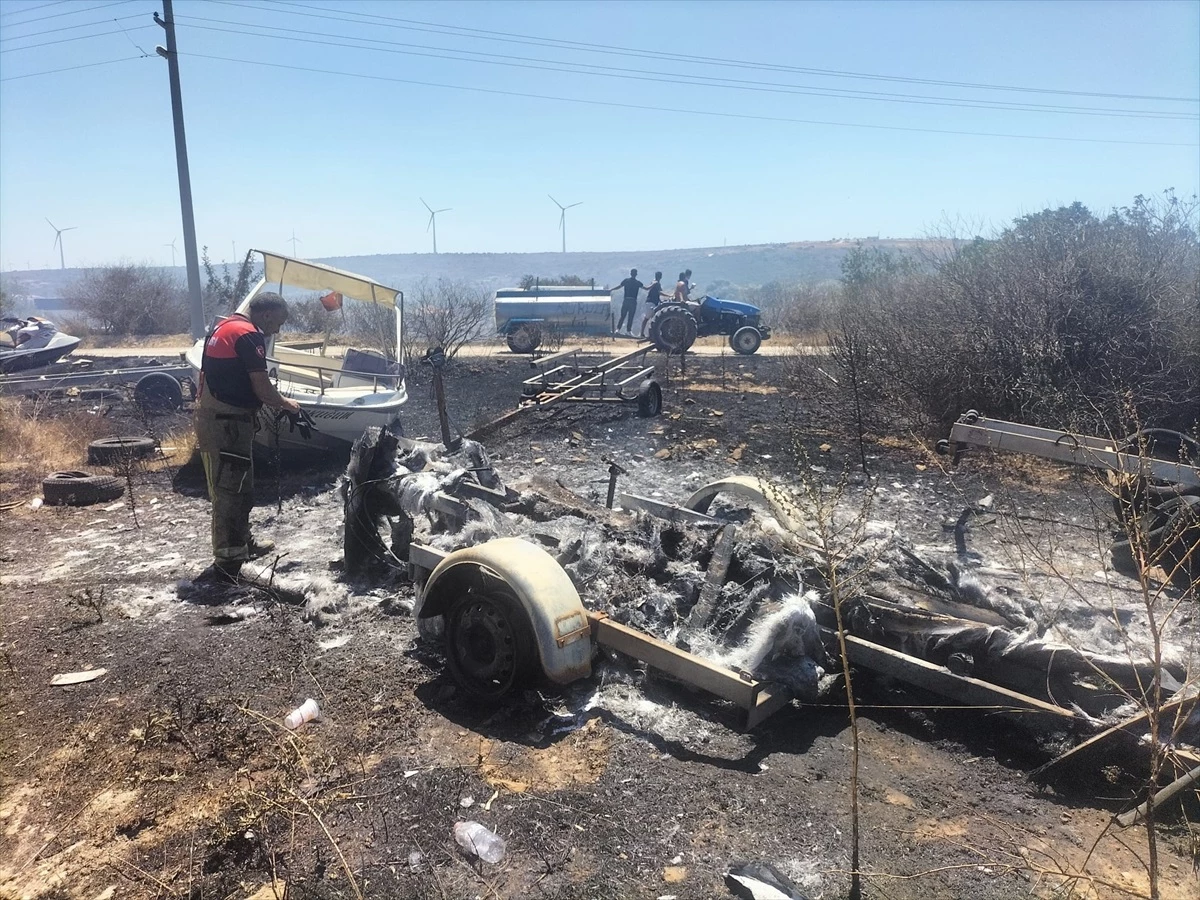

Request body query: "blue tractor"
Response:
[646, 295, 771, 355]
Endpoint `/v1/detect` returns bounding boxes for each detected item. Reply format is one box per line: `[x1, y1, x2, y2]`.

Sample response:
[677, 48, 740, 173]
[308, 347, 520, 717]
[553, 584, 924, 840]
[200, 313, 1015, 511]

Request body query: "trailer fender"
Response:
[684, 475, 808, 538]
[417, 537, 592, 685]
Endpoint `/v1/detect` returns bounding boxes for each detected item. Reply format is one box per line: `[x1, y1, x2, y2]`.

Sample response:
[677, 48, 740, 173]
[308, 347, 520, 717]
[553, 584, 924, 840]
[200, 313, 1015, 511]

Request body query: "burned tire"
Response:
[730, 326, 762, 355]
[42, 471, 124, 506]
[648, 304, 698, 353]
[1109, 430, 1200, 522]
[506, 325, 541, 355]
[444, 583, 537, 699]
[636, 380, 663, 417]
[87, 435, 156, 465]
[1159, 495, 1200, 592]
[133, 372, 184, 413]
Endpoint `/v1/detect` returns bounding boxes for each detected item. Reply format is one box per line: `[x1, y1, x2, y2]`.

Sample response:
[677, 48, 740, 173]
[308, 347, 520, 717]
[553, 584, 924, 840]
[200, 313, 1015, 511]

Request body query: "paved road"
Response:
[78, 337, 824, 359]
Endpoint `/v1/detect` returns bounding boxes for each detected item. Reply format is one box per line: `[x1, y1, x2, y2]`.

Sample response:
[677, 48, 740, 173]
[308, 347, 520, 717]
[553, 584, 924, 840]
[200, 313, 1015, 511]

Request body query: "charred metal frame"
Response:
[943, 411, 1200, 488]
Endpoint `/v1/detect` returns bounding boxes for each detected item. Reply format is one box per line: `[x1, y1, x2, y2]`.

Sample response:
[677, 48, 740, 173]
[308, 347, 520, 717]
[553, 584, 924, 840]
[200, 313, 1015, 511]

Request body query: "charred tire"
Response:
[42, 471, 124, 506]
[1159, 495, 1200, 592]
[87, 435, 156, 465]
[506, 325, 541, 355]
[648, 305, 698, 353]
[444, 583, 537, 699]
[636, 380, 663, 417]
[730, 326, 762, 355]
[1110, 429, 1200, 521]
[133, 372, 184, 413]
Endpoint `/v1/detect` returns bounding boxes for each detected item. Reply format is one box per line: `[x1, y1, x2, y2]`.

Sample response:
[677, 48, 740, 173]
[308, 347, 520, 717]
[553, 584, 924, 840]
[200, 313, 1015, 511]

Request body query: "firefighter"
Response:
[194, 292, 300, 583]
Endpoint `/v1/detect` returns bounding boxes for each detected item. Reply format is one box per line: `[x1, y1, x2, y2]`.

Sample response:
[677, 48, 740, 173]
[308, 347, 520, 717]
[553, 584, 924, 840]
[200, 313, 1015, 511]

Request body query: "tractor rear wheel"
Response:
[648, 304, 697, 353]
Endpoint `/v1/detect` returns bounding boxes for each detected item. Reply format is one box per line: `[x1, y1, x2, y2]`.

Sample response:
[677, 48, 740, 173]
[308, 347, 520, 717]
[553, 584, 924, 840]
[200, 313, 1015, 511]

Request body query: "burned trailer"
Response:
[939, 411, 1200, 591]
[341, 426, 1200, 760]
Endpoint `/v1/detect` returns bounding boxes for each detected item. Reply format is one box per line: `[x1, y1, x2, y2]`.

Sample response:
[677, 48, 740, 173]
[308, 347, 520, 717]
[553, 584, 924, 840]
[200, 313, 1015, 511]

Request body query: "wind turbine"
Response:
[46, 218, 77, 269]
[421, 198, 450, 254]
[288, 230, 302, 255]
[549, 195, 581, 253]
[164, 237, 178, 267]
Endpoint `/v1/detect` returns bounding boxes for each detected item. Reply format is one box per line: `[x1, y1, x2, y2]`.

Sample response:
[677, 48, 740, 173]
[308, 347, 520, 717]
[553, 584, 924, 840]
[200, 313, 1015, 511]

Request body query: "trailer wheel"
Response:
[87, 435, 156, 465]
[636, 380, 663, 417]
[730, 326, 762, 355]
[42, 471, 124, 506]
[506, 325, 541, 354]
[134, 372, 184, 413]
[445, 583, 537, 698]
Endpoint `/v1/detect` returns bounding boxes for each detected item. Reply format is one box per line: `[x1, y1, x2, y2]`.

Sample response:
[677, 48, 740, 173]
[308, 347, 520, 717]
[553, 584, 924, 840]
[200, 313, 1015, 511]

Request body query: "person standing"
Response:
[613, 268, 644, 335]
[194, 292, 300, 583]
[638, 271, 667, 337]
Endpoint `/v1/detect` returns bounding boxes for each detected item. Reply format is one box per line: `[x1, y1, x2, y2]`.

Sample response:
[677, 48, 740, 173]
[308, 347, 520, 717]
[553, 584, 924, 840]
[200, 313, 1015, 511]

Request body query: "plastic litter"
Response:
[724, 862, 810, 900]
[453, 820, 506, 864]
[283, 698, 320, 730]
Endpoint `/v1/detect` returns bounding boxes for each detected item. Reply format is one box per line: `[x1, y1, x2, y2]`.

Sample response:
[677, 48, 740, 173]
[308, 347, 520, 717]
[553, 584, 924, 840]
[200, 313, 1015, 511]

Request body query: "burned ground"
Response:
[1, 350, 1197, 900]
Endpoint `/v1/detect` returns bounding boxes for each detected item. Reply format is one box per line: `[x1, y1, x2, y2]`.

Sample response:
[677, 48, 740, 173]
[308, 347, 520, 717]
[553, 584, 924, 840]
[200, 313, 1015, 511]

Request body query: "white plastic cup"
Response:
[283, 697, 320, 730]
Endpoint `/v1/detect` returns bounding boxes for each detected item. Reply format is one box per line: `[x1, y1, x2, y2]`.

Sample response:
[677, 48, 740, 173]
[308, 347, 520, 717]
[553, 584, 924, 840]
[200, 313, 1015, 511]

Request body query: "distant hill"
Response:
[2, 239, 940, 304]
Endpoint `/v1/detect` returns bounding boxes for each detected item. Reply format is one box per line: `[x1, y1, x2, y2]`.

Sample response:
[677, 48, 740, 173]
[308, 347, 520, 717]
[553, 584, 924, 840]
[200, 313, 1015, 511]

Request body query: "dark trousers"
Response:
[195, 394, 257, 567]
[617, 297, 638, 332]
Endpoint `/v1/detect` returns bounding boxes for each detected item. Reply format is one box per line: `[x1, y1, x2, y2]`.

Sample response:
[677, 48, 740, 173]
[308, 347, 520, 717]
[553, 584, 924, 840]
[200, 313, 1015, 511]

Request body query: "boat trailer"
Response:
[468, 345, 663, 440]
[0, 360, 194, 408]
[939, 410, 1199, 588]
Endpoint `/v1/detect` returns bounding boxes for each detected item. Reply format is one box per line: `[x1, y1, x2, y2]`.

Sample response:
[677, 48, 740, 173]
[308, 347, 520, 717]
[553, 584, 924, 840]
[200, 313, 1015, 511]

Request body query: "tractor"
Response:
[645, 295, 771, 355]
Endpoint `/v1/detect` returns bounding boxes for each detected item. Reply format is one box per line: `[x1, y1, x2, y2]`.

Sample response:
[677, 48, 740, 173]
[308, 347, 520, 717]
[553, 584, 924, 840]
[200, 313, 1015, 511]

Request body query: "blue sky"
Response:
[1, 0, 1197, 270]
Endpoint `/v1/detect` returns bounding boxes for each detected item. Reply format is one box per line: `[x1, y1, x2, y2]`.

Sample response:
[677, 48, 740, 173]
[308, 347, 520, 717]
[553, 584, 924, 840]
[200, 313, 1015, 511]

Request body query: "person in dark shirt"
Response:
[638, 271, 667, 337]
[194, 292, 300, 582]
[613, 268, 645, 335]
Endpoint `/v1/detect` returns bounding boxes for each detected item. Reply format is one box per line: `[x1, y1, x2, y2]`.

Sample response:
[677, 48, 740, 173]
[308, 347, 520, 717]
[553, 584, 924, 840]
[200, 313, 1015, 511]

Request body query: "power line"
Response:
[0, 1, 70, 20]
[240, 0, 1200, 105]
[0, 0, 134, 28]
[0, 24, 157, 54]
[179, 51, 1200, 147]
[0, 54, 147, 82]
[0, 12, 143, 42]
[174, 14, 1198, 121]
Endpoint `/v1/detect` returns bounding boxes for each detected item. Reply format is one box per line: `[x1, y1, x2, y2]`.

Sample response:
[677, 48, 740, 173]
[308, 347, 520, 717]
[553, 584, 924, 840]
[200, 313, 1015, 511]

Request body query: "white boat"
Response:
[0, 319, 81, 374]
[185, 250, 407, 453]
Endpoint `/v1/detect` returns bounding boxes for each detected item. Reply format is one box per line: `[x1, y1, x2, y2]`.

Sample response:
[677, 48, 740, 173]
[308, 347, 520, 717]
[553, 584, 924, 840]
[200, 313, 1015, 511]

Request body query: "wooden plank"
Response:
[1031, 695, 1199, 778]
[844, 635, 1077, 721]
[684, 524, 738, 634]
[589, 612, 759, 709]
[1116, 764, 1200, 827]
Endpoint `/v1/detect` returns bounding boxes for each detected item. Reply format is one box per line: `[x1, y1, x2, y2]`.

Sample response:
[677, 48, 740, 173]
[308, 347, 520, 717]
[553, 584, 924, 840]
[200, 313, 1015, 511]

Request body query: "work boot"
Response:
[195, 561, 242, 586]
[247, 538, 277, 559]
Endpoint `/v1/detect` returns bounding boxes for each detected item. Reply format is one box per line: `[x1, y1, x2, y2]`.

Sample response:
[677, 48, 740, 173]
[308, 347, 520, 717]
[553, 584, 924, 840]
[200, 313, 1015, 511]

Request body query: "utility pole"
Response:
[154, 0, 204, 340]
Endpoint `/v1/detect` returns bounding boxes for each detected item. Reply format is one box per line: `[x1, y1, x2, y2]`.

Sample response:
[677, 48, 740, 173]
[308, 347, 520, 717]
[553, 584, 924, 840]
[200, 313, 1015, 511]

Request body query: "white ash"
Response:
[237, 562, 350, 627]
[703, 592, 827, 697]
[582, 682, 698, 744]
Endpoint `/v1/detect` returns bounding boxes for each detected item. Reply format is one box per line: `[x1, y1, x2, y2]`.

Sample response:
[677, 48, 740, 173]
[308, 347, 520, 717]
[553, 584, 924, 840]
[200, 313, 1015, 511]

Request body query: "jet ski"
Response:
[0, 317, 82, 374]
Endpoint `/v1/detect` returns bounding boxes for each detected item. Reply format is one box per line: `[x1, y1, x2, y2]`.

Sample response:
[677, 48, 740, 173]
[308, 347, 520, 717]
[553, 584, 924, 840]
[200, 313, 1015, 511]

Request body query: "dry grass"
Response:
[0, 396, 118, 501]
